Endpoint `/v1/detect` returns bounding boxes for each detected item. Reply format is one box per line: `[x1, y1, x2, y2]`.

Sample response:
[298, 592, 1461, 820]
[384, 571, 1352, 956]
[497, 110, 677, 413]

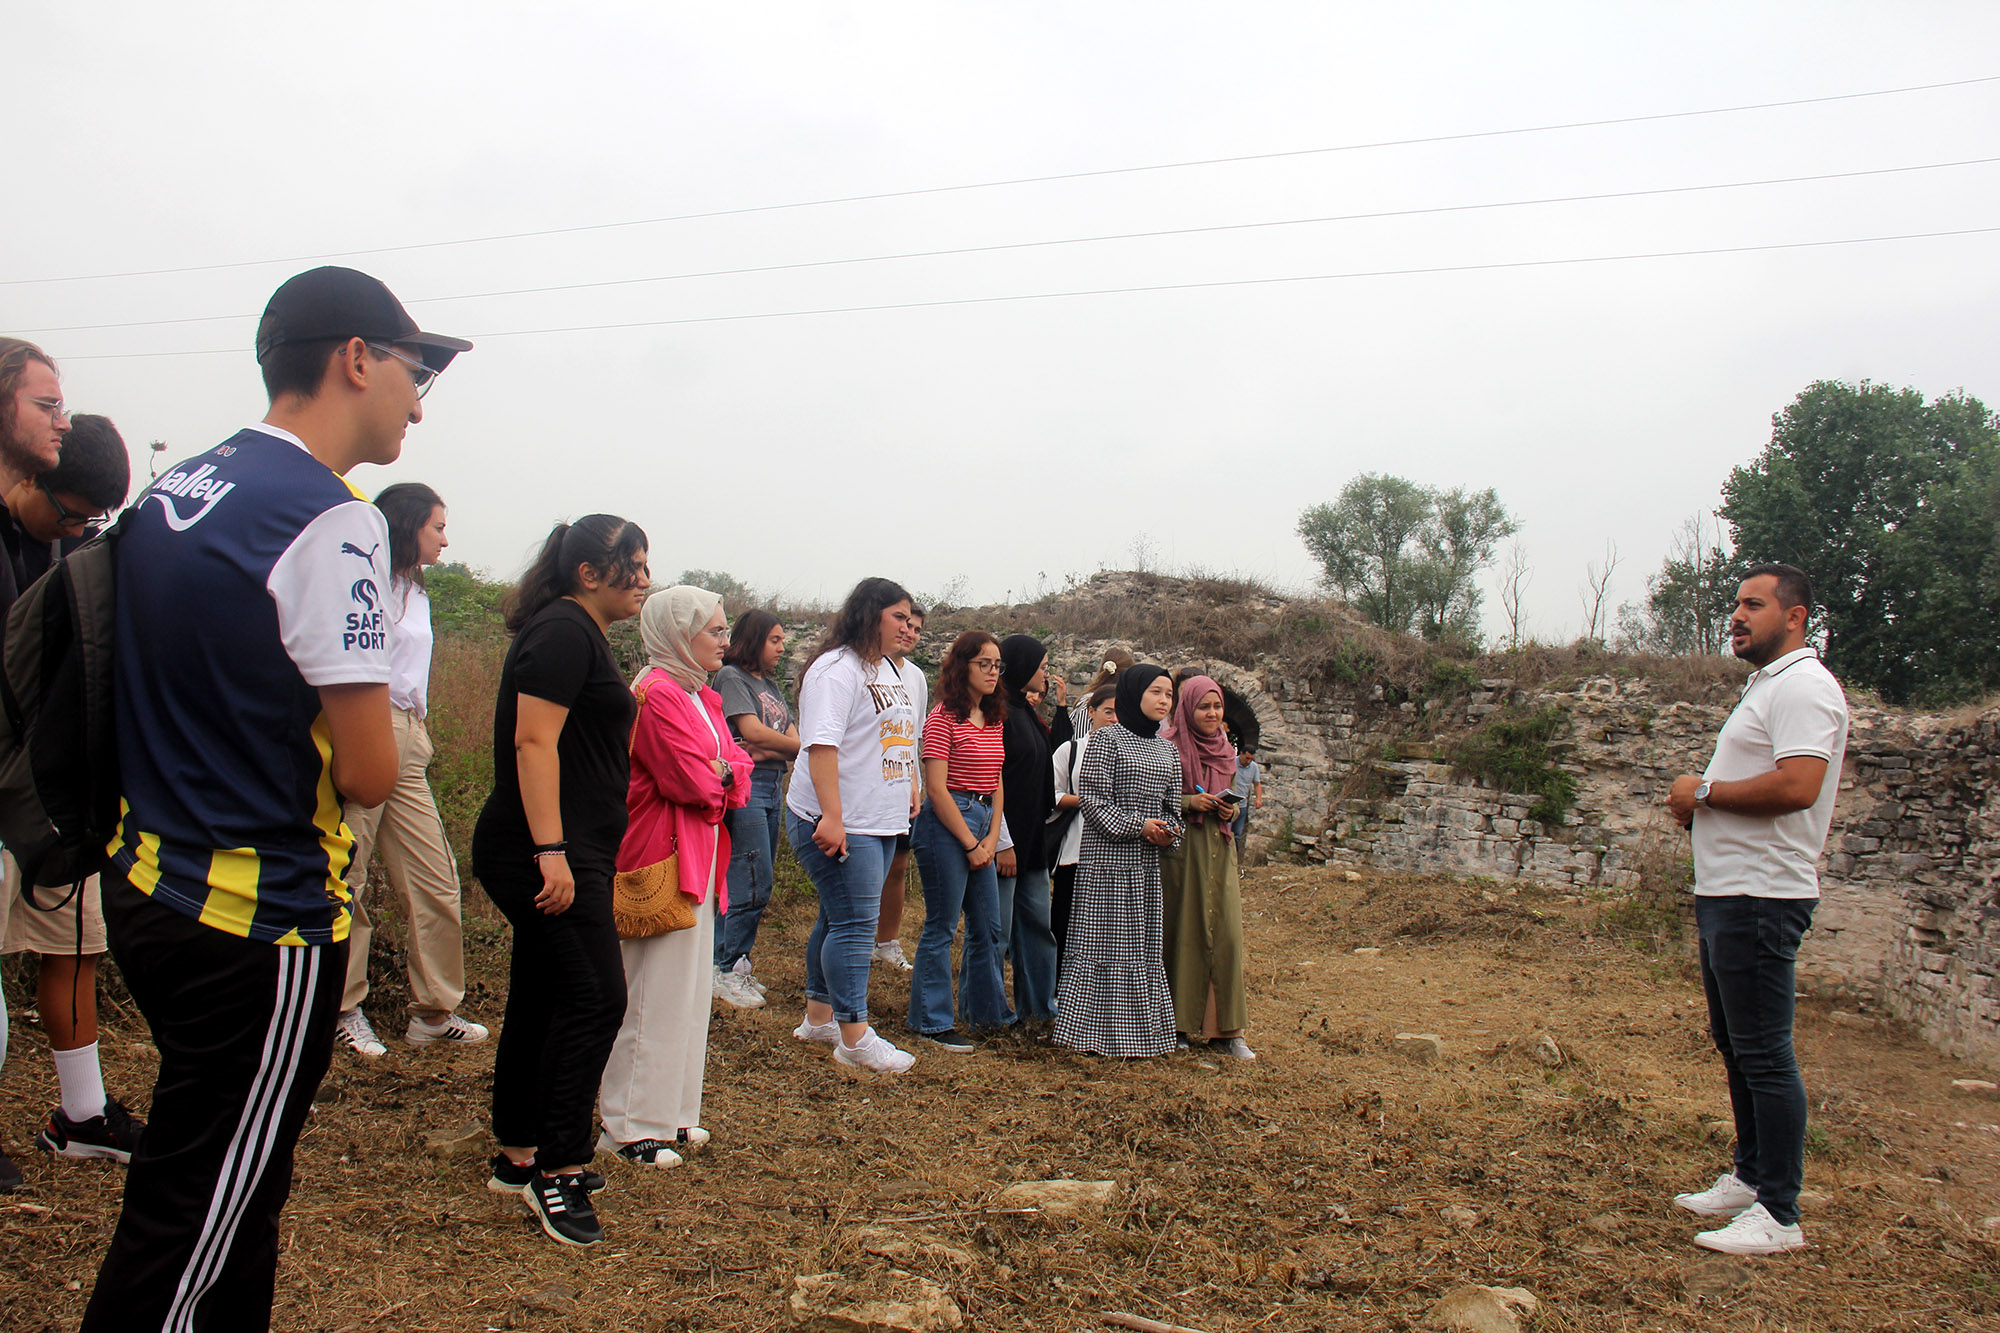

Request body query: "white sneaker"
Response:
[871, 939, 913, 971]
[712, 968, 766, 1010]
[794, 1017, 841, 1044]
[1693, 1202, 1805, 1255]
[1211, 1037, 1258, 1061]
[335, 1009, 386, 1059]
[833, 1027, 917, 1073]
[406, 1013, 490, 1046]
[730, 956, 769, 996]
[1674, 1171, 1758, 1216]
[676, 1127, 711, 1150]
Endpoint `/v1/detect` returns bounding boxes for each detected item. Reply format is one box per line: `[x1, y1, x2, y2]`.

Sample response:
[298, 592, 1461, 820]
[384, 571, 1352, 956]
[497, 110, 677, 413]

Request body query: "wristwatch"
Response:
[1693, 779, 1713, 808]
[720, 759, 736, 788]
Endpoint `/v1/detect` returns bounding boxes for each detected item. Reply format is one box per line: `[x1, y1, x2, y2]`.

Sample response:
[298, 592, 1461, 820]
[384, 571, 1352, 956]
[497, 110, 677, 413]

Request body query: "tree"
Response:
[677, 568, 757, 610]
[1576, 541, 1620, 645]
[1618, 513, 1735, 655]
[1298, 475, 1516, 644]
[1720, 380, 2000, 704]
[1497, 540, 1532, 651]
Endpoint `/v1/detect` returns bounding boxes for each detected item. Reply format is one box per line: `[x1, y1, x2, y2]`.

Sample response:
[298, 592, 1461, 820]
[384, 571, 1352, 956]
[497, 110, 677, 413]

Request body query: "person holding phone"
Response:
[1159, 675, 1254, 1060]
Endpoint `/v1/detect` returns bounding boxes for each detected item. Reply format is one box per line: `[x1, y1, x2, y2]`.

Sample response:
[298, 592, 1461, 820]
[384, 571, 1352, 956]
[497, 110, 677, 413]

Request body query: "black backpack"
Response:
[0, 511, 126, 892]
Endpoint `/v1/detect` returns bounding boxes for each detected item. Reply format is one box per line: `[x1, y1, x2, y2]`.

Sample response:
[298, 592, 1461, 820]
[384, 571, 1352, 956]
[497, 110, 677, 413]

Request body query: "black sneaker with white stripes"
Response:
[524, 1170, 603, 1246]
[487, 1153, 605, 1196]
[37, 1097, 148, 1163]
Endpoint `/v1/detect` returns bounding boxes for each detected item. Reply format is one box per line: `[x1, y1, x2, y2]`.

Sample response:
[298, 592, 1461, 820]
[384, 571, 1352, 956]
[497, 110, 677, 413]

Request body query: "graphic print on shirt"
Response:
[757, 692, 790, 731]
[867, 678, 918, 782]
[143, 460, 238, 530]
[345, 578, 384, 651]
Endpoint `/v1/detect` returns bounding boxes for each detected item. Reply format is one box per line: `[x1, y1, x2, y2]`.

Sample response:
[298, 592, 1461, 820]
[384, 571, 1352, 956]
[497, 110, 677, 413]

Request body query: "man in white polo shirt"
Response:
[1665, 562, 1848, 1256]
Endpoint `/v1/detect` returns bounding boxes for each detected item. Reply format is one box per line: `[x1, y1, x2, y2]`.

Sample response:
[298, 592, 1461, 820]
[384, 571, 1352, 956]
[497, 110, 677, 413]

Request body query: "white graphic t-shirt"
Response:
[785, 647, 917, 836]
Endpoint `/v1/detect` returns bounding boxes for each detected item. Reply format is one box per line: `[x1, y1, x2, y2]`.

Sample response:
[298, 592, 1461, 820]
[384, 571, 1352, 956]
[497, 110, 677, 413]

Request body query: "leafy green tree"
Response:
[1720, 380, 2000, 704]
[1298, 475, 1516, 644]
[1619, 514, 1736, 656]
[425, 561, 510, 639]
[677, 568, 757, 609]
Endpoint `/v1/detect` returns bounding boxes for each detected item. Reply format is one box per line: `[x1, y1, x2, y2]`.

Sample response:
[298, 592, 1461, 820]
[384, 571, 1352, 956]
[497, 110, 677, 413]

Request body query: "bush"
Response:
[1449, 705, 1577, 823]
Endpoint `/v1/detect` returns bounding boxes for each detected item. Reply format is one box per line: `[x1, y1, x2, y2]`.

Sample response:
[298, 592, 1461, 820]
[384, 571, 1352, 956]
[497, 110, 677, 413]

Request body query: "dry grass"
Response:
[4, 868, 1995, 1332]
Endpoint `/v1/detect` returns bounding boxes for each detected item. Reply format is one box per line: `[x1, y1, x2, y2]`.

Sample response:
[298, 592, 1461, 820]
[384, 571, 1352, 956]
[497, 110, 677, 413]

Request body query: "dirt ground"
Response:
[3, 866, 1997, 1333]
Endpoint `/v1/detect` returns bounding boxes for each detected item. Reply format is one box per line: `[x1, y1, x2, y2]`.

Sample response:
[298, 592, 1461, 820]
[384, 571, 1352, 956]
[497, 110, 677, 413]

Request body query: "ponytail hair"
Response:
[375, 481, 445, 586]
[1081, 647, 1136, 697]
[504, 513, 649, 634]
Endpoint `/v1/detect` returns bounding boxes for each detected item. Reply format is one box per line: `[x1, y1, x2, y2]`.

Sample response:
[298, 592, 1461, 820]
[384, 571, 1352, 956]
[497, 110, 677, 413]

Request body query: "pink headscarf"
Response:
[1163, 675, 1237, 798]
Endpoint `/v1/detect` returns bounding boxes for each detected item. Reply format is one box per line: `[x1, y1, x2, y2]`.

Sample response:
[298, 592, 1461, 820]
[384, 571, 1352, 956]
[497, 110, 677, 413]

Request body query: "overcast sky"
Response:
[12, 2, 1999, 641]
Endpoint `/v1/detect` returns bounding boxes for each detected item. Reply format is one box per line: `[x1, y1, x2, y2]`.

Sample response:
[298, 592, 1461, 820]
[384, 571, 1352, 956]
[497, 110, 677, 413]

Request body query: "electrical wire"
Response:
[7, 73, 1995, 287]
[23, 154, 2000, 337]
[53, 223, 1998, 361]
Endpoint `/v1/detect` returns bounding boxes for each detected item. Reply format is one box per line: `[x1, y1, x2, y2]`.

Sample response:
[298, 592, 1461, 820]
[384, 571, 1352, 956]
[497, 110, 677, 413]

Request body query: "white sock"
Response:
[53, 1042, 107, 1122]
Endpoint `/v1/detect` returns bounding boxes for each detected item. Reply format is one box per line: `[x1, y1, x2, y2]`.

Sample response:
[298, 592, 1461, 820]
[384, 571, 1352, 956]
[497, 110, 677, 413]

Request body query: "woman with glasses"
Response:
[473, 515, 650, 1247]
[711, 609, 799, 1007]
[333, 483, 490, 1060]
[786, 577, 922, 1074]
[598, 586, 750, 1169]
[906, 631, 1010, 1053]
[1053, 665, 1182, 1060]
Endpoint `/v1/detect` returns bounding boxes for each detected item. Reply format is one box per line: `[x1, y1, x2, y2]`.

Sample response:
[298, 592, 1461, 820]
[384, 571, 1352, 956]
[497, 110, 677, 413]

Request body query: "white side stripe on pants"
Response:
[161, 945, 321, 1333]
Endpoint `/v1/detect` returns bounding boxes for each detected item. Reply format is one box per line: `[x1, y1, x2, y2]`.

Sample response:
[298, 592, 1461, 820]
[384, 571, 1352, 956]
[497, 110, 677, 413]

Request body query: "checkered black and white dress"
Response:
[1053, 722, 1183, 1058]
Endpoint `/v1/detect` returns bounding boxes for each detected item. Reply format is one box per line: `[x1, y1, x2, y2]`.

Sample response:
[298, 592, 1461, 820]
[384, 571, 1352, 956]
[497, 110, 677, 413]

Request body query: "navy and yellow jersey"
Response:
[109, 425, 392, 945]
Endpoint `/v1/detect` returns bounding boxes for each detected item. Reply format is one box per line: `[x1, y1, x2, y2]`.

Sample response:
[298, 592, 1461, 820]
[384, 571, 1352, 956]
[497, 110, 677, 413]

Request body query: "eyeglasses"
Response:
[26, 396, 68, 421]
[702, 624, 730, 640]
[969, 658, 1003, 672]
[38, 480, 108, 535]
[365, 343, 439, 399]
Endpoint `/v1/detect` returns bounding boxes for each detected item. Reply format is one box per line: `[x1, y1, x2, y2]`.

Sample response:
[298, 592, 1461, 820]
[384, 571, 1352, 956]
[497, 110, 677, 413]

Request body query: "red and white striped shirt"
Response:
[922, 703, 1004, 794]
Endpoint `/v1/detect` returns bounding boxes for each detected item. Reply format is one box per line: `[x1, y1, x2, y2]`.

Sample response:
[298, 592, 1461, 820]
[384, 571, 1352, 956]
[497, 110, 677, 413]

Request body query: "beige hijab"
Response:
[639, 585, 723, 692]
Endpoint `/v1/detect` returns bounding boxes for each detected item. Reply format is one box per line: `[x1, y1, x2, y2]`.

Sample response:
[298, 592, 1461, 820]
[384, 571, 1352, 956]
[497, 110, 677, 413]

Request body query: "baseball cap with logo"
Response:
[255, 266, 473, 373]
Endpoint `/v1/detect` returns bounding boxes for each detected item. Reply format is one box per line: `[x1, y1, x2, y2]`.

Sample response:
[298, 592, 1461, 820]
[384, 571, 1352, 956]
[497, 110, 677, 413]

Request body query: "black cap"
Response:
[255, 266, 472, 373]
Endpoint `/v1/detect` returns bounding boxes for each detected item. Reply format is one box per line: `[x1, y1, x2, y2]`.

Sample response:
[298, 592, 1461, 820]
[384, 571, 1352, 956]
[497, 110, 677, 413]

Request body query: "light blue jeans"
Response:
[996, 864, 1057, 1022]
[716, 768, 783, 970]
[788, 810, 895, 1025]
[907, 794, 1009, 1035]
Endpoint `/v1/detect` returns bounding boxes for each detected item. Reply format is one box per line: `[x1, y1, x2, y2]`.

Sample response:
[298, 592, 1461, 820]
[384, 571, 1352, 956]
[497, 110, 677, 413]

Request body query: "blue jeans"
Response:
[787, 810, 895, 1025]
[716, 768, 783, 970]
[1696, 893, 1817, 1225]
[996, 864, 1057, 1022]
[1230, 804, 1249, 846]
[907, 795, 1009, 1035]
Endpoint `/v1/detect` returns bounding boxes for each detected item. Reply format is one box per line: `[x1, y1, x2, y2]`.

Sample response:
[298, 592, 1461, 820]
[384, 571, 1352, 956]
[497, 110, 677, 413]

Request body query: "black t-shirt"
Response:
[478, 599, 636, 872]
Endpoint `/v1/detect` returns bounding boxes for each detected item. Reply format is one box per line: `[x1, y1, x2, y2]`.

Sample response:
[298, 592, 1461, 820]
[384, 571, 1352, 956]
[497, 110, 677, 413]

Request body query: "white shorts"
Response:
[0, 851, 108, 956]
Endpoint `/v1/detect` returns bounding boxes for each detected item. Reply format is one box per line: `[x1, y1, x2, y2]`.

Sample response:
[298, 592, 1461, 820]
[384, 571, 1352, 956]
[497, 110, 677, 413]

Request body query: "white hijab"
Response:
[638, 585, 722, 692]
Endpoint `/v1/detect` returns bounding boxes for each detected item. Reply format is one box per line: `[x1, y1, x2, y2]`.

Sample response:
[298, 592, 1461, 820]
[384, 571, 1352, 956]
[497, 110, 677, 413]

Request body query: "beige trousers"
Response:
[340, 707, 466, 1022]
[599, 879, 716, 1144]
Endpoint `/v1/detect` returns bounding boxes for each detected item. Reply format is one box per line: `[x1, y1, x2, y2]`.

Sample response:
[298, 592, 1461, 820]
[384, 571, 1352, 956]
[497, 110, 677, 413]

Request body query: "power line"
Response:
[55, 223, 1998, 361]
[9, 73, 1996, 288]
[24, 155, 2000, 336]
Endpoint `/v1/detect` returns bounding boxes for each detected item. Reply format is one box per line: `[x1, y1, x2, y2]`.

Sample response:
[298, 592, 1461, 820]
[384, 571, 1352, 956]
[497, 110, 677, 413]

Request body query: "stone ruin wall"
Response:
[1044, 644, 2000, 1068]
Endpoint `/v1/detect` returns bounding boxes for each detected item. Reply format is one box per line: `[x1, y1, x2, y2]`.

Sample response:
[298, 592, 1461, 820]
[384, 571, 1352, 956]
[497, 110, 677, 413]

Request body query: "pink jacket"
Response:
[616, 667, 753, 912]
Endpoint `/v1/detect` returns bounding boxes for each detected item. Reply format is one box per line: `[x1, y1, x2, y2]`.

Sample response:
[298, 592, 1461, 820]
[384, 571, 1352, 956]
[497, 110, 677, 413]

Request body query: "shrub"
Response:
[1449, 705, 1577, 823]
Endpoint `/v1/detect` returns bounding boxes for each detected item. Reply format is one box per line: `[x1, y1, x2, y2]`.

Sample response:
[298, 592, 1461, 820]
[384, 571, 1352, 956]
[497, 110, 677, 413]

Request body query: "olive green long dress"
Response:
[1158, 802, 1246, 1037]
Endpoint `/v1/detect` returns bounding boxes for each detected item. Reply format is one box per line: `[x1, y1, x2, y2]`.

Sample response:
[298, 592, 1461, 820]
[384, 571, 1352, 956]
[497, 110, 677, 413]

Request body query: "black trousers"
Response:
[477, 849, 625, 1168]
[82, 875, 343, 1333]
[1050, 862, 1076, 960]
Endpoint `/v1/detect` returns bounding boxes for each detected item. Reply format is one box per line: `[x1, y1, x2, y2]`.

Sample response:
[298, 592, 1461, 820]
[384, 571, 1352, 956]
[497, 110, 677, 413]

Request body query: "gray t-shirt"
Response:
[1230, 758, 1261, 799]
[715, 664, 795, 776]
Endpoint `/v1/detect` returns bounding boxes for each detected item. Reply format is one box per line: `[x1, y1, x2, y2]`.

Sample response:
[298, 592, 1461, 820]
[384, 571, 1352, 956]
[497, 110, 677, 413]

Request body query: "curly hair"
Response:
[934, 630, 1007, 726]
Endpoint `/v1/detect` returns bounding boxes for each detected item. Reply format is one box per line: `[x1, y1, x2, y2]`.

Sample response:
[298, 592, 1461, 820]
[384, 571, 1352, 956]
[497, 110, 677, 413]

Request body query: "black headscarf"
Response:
[999, 635, 1048, 718]
[1115, 664, 1170, 739]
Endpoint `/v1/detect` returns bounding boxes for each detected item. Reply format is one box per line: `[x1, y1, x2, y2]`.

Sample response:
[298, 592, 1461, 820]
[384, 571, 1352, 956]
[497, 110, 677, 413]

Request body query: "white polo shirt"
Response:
[1692, 647, 1849, 899]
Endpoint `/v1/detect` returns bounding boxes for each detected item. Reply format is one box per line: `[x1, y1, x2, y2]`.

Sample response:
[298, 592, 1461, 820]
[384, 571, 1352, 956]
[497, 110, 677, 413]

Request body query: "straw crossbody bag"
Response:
[611, 676, 698, 939]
